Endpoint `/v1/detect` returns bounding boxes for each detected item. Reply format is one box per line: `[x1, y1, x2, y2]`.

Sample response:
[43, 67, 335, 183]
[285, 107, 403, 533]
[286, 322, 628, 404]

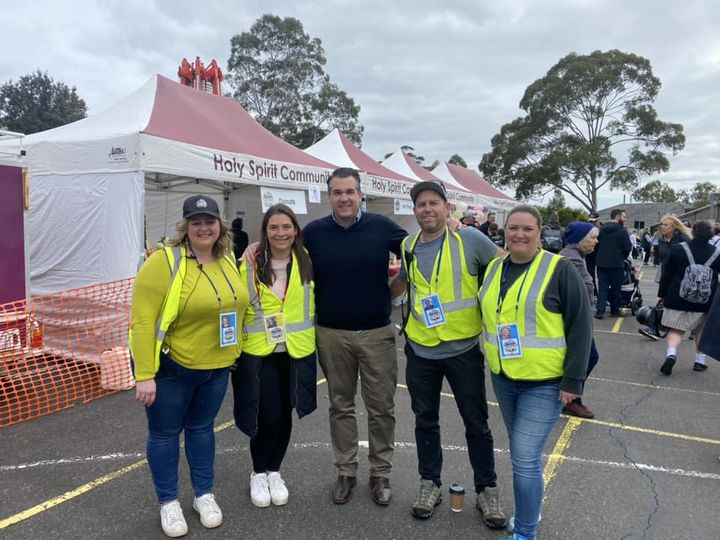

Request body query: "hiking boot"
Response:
[475, 486, 507, 529]
[267, 472, 289, 505]
[411, 479, 442, 519]
[192, 493, 222, 528]
[563, 400, 595, 419]
[638, 327, 659, 341]
[160, 500, 188, 538]
[660, 355, 676, 376]
[693, 362, 708, 372]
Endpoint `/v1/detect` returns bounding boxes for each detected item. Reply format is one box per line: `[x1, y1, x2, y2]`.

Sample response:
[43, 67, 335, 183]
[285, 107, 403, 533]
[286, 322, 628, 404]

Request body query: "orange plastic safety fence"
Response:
[0, 279, 135, 427]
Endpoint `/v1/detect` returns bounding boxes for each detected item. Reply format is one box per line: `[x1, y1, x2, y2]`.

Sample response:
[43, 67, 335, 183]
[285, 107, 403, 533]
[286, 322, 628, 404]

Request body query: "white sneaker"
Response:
[250, 472, 271, 507]
[267, 471, 289, 505]
[160, 500, 188, 538]
[193, 493, 223, 528]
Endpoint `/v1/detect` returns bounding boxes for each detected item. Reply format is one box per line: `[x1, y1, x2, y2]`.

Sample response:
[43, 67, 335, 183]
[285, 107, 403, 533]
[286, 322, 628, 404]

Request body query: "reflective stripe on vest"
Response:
[480, 250, 566, 380]
[129, 245, 239, 375]
[240, 251, 315, 358]
[401, 229, 482, 347]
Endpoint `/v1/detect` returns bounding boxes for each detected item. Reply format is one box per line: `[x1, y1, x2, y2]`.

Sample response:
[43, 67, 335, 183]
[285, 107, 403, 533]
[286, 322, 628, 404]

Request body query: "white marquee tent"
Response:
[0, 76, 428, 295]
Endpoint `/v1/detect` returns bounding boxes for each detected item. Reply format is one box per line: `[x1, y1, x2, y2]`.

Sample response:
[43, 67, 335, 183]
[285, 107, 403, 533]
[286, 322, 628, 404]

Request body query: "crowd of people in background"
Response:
[129, 173, 719, 540]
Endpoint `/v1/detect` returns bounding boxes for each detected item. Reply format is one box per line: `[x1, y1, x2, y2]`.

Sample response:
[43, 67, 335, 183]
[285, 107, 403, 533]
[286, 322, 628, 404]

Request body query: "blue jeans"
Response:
[145, 353, 229, 504]
[491, 375, 563, 540]
[596, 267, 624, 315]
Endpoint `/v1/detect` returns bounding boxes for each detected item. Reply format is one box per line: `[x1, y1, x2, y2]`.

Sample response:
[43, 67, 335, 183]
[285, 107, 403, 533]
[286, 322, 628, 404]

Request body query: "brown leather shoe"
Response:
[333, 475, 357, 504]
[369, 476, 391, 506]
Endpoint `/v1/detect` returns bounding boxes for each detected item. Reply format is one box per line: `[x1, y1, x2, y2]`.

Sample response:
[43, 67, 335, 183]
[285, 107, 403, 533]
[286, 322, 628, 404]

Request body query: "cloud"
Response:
[1, 0, 718, 209]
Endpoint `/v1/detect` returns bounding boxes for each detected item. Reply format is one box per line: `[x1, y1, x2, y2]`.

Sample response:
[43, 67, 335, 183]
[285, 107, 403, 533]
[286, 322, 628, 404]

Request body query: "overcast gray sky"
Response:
[3, 0, 718, 209]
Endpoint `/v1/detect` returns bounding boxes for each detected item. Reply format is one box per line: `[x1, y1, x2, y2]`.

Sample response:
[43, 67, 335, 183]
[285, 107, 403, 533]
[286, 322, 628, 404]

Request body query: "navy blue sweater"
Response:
[303, 213, 407, 330]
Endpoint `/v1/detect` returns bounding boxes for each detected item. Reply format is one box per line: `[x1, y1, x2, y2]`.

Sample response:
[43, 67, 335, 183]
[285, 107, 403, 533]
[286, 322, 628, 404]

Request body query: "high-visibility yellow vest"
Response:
[240, 251, 315, 358]
[128, 245, 240, 375]
[479, 250, 566, 380]
[401, 229, 482, 347]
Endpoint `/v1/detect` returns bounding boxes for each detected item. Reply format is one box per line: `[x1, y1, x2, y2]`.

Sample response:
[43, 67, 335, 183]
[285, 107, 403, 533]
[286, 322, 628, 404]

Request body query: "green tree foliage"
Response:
[227, 14, 363, 149]
[0, 70, 87, 134]
[480, 50, 685, 213]
[677, 181, 718, 208]
[632, 180, 676, 202]
[448, 154, 467, 168]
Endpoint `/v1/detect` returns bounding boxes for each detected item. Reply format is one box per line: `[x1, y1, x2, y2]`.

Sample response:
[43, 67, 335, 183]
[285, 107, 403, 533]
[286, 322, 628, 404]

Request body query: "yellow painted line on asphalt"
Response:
[611, 317, 624, 333]
[543, 417, 582, 492]
[595, 329, 640, 336]
[1, 378, 330, 530]
[587, 376, 720, 397]
[582, 417, 720, 445]
[0, 459, 148, 529]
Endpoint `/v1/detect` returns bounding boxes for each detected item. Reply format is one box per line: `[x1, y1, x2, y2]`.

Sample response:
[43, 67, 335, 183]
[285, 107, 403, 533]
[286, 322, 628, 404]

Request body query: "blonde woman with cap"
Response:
[130, 195, 249, 537]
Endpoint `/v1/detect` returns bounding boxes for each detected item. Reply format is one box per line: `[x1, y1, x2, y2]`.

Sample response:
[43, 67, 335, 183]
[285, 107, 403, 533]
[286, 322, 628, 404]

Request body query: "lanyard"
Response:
[496, 252, 539, 320]
[197, 259, 239, 308]
[409, 230, 447, 288]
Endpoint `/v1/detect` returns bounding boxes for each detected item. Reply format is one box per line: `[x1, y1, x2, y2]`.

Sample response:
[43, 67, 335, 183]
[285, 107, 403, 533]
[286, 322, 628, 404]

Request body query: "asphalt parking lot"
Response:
[1, 264, 719, 539]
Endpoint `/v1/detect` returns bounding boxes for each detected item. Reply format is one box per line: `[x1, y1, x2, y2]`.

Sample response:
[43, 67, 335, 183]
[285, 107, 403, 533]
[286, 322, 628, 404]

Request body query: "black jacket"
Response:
[698, 290, 720, 360]
[231, 351, 317, 438]
[658, 240, 720, 313]
[596, 222, 632, 269]
[657, 231, 690, 265]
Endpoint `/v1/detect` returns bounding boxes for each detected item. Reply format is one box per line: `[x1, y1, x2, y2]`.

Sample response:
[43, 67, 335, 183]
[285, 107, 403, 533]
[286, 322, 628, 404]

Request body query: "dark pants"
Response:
[405, 342, 497, 493]
[596, 267, 624, 315]
[251, 352, 293, 473]
[643, 246, 652, 264]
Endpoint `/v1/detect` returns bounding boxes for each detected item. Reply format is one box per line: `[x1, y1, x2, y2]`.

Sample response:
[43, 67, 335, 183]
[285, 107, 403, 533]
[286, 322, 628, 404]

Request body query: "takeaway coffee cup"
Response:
[449, 483, 465, 512]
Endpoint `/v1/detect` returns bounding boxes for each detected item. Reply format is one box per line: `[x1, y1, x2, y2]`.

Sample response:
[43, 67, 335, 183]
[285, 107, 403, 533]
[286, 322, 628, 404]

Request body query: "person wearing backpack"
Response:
[657, 220, 720, 375]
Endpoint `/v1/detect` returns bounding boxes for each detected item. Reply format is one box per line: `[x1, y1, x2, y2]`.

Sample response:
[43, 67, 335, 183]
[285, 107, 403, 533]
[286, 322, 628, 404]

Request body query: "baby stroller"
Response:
[620, 259, 643, 315]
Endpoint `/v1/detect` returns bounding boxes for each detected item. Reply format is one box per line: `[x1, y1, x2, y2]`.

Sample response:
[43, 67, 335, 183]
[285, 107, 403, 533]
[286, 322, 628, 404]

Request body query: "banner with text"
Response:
[260, 187, 308, 214]
[393, 198, 414, 215]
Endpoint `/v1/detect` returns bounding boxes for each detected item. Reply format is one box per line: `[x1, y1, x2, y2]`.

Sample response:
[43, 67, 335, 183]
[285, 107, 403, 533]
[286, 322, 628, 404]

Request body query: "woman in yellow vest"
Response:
[479, 205, 592, 540]
[130, 195, 248, 538]
[231, 203, 317, 508]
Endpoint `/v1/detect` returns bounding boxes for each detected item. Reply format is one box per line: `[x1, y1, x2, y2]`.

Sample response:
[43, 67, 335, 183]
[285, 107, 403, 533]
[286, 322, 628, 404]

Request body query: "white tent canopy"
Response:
[0, 75, 349, 294]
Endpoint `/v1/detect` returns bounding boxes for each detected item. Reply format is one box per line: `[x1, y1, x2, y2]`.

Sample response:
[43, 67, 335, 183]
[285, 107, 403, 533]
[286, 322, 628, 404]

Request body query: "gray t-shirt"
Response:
[401, 227, 499, 359]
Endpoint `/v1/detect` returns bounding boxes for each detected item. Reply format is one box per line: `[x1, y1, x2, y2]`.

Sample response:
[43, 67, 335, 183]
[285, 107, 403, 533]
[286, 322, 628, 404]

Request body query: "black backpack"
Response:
[541, 227, 563, 253]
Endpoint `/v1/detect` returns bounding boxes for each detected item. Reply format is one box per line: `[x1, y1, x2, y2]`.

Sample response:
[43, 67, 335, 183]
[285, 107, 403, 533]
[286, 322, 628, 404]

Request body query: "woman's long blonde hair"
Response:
[171, 217, 234, 259]
[660, 214, 692, 240]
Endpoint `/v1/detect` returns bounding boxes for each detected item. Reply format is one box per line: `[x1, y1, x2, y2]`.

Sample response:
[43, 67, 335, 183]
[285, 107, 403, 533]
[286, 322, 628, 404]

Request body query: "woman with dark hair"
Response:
[479, 205, 592, 540]
[658, 220, 720, 375]
[231, 204, 317, 508]
[131, 195, 248, 537]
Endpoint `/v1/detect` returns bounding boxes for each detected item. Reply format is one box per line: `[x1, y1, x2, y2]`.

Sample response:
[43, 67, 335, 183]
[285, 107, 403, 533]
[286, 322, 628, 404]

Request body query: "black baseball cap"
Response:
[183, 195, 221, 219]
[410, 180, 448, 203]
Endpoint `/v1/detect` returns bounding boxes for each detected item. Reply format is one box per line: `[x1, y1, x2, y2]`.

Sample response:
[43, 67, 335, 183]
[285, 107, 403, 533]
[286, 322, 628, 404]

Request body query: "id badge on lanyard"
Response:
[496, 323, 522, 359]
[420, 293, 447, 328]
[264, 313, 287, 344]
[220, 312, 238, 347]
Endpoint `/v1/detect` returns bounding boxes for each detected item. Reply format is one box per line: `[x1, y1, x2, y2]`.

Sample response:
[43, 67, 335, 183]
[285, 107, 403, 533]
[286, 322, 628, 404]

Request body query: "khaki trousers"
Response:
[316, 324, 398, 477]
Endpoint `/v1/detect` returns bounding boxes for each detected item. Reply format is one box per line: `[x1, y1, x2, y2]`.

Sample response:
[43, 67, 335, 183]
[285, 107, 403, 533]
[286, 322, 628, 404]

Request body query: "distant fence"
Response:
[0, 279, 134, 428]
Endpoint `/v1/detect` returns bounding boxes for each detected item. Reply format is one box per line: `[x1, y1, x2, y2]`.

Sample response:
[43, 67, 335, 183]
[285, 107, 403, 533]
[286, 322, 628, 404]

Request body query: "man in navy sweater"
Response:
[304, 168, 407, 506]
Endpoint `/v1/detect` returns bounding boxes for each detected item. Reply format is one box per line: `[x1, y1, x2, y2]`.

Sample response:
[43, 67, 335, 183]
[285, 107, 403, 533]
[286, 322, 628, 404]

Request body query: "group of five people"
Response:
[130, 168, 593, 540]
